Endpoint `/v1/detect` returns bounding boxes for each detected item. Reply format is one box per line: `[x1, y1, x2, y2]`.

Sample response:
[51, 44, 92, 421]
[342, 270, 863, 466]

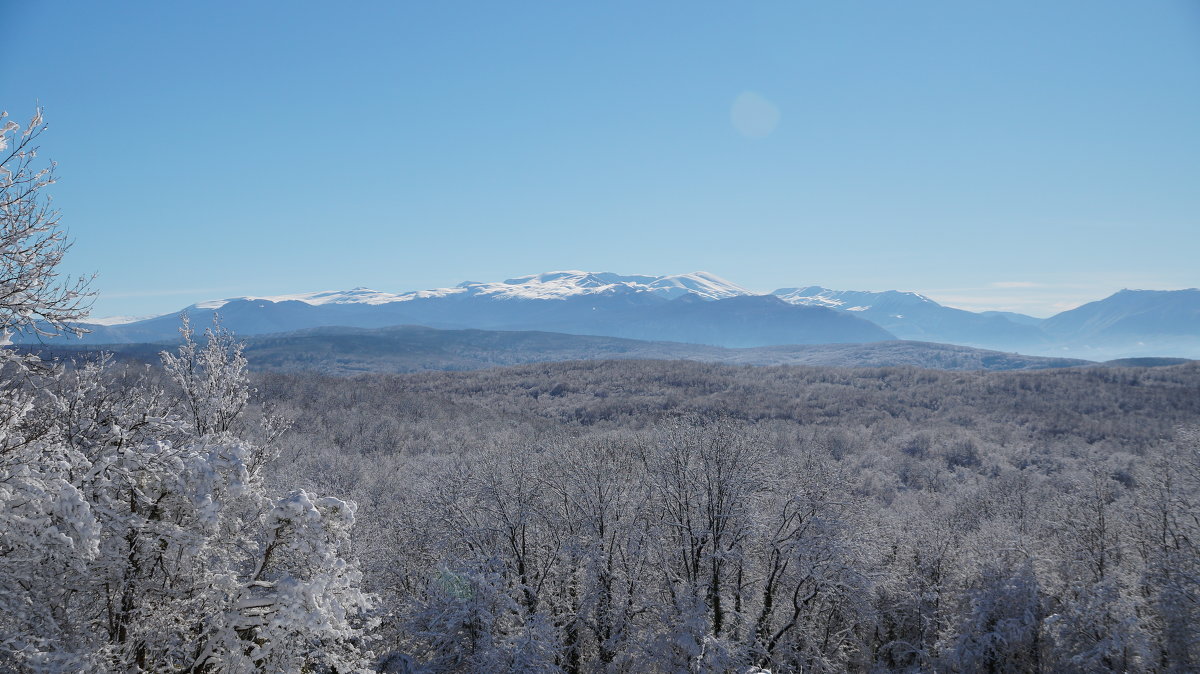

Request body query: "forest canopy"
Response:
[255, 359, 1200, 672]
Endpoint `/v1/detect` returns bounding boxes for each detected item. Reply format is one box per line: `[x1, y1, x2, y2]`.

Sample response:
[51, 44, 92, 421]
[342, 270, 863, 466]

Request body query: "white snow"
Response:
[189, 271, 752, 310]
[772, 286, 934, 311]
[462, 271, 749, 301]
[87, 314, 165, 326]
[771, 287, 848, 308]
[647, 271, 752, 300]
[194, 286, 409, 310]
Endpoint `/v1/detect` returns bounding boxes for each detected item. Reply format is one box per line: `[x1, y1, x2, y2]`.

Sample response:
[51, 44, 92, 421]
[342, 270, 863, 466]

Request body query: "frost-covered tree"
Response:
[0, 107, 102, 669]
[748, 454, 875, 673]
[1132, 432, 1200, 671]
[2, 324, 376, 672]
[947, 555, 1044, 673]
[0, 108, 373, 671]
[162, 314, 252, 437]
[0, 108, 92, 342]
[641, 419, 769, 667]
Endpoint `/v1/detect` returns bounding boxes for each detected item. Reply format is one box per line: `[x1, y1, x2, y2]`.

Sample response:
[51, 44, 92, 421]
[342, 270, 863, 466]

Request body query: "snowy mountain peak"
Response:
[647, 272, 751, 300]
[486, 271, 654, 298]
[430, 270, 751, 302]
[502, 271, 646, 286]
[194, 287, 407, 310]
[185, 271, 751, 312]
[771, 286, 937, 310]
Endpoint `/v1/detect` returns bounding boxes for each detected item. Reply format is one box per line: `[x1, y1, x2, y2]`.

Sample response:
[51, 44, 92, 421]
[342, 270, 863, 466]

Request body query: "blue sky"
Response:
[3, 1, 1198, 318]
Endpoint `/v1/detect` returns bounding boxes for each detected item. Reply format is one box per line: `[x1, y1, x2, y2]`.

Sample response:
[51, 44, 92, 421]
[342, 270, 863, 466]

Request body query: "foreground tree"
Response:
[0, 106, 102, 669]
[0, 108, 91, 342]
[3, 323, 376, 672]
[0, 108, 373, 672]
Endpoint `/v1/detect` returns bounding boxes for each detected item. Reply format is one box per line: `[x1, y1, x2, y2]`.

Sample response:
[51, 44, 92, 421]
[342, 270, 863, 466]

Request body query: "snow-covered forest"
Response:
[257, 362, 1200, 672]
[3, 113, 1200, 672]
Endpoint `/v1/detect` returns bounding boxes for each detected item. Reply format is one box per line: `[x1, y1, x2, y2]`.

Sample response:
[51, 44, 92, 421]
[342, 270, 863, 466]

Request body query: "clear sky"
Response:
[3, 1, 1198, 318]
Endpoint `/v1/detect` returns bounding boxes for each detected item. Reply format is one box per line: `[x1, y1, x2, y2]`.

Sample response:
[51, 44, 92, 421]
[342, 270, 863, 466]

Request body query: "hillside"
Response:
[20, 324, 1094, 374]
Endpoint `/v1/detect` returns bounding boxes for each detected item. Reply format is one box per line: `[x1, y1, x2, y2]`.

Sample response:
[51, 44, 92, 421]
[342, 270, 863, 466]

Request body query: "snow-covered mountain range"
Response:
[41, 271, 1200, 359]
[194, 271, 752, 309]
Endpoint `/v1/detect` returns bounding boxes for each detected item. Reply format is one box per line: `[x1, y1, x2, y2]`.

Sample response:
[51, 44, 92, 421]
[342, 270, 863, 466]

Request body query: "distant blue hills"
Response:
[25, 271, 1200, 360]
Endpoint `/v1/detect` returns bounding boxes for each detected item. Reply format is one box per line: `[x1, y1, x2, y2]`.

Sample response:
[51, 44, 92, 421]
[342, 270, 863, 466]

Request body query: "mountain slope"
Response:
[1042, 289, 1200, 340]
[978, 310, 1042, 326]
[1038, 288, 1200, 359]
[527, 294, 893, 347]
[771, 286, 1048, 350]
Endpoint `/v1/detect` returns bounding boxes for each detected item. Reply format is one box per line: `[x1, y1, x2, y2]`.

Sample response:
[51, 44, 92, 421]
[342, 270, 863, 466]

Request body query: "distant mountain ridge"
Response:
[194, 271, 752, 308]
[28, 270, 1200, 359]
[62, 272, 892, 349]
[771, 286, 1049, 349]
[1037, 289, 1200, 360]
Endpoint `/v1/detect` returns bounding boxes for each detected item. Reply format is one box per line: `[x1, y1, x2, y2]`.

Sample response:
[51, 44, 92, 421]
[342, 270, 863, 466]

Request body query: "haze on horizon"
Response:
[3, 1, 1197, 319]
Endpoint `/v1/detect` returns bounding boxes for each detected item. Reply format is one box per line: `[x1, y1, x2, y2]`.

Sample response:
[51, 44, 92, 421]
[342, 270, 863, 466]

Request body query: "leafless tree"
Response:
[0, 107, 93, 343]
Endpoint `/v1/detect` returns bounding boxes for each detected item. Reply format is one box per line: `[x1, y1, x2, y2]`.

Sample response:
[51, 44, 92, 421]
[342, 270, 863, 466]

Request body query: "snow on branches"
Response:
[0, 107, 373, 672]
[0, 108, 92, 340]
[0, 322, 375, 671]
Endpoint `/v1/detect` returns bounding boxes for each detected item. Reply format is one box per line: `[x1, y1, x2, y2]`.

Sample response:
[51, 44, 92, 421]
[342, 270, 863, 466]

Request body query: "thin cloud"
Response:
[991, 281, 1039, 288]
